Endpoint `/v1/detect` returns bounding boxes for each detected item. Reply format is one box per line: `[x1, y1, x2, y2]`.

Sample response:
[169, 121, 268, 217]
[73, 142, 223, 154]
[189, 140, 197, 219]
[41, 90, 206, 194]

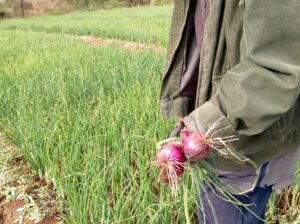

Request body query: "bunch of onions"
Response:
[154, 131, 213, 223]
[153, 121, 255, 224]
[154, 130, 213, 185]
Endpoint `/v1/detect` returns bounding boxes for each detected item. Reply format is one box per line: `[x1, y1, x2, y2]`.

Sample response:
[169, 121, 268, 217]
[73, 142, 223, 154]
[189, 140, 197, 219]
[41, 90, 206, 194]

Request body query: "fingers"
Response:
[169, 120, 185, 138]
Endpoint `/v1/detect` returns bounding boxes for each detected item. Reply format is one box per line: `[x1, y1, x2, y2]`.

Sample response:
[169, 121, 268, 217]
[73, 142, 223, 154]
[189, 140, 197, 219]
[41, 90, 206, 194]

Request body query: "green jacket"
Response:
[160, 0, 300, 172]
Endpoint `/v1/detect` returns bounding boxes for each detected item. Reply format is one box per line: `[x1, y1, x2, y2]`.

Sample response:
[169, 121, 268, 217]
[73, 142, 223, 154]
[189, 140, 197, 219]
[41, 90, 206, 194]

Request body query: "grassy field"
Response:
[0, 5, 299, 224]
[0, 5, 172, 47]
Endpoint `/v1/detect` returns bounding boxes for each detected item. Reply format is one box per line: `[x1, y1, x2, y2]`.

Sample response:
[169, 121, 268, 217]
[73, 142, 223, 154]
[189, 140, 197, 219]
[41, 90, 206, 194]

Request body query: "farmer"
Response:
[159, 0, 300, 223]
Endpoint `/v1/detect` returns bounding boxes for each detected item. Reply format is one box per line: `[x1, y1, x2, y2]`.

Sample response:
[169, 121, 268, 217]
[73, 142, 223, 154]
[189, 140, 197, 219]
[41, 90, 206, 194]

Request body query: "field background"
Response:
[0, 5, 299, 224]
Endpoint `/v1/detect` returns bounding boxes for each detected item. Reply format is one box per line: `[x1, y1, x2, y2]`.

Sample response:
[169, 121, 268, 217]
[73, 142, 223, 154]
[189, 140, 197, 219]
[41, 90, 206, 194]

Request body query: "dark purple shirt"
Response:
[179, 0, 208, 97]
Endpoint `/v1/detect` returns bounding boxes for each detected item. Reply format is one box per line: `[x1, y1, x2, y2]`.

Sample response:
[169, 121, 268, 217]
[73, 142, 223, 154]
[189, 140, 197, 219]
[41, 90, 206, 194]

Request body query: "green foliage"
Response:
[151, 0, 172, 6]
[68, 0, 150, 9]
[0, 28, 184, 223]
[0, 5, 173, 47]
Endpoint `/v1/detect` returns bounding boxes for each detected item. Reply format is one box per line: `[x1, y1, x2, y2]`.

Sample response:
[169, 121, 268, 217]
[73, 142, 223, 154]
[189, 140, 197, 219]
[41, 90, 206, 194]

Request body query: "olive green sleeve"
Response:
[184, 0, 300, 137]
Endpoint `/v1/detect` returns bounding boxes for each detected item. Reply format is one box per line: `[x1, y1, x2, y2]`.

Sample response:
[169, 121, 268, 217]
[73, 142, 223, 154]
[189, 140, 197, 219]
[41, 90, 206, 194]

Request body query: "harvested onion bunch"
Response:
[154, 119, 262, 224]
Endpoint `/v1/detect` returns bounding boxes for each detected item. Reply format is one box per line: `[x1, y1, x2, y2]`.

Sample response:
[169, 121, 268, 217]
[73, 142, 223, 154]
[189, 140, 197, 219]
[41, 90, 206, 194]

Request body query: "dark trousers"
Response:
[198, 164, 272, 224]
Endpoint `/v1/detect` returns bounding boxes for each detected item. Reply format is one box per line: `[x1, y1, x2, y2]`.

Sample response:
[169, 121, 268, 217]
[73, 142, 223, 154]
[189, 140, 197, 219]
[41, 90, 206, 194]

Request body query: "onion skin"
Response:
[156, 143, 185, 176]
[181, 130, 212, 161]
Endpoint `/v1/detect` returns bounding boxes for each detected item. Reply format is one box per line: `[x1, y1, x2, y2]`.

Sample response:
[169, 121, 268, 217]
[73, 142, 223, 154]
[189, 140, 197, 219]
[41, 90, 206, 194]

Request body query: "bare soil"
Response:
[0, 200, 28, 224]
[76, 35, 163, 52]
[0, 199, 59, 224]
[276, 186, 300, 214]
[0, 133, 62, 224]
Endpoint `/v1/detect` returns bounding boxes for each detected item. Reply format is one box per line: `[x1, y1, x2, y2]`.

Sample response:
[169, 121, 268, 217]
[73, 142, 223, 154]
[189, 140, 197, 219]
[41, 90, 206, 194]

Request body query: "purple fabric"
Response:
[260, 148, 299, 193]
[219, 149, 300, 194]
[217, 148, 299, 194]
[179, 0, 208, 97]
[198, 180, 272, 224]
[198, 163, 272, 224]
[195, 0, 208, 49]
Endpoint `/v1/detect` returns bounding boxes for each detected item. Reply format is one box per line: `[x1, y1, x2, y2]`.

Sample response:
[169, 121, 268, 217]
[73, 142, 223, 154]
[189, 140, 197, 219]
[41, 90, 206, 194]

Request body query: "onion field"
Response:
[0, 5, 172, 47]
[0, 5, 299, 224]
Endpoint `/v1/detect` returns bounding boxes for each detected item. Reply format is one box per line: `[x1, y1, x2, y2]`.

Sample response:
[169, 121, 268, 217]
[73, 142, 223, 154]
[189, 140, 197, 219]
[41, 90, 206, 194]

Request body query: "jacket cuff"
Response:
[182, 101, 236, 138]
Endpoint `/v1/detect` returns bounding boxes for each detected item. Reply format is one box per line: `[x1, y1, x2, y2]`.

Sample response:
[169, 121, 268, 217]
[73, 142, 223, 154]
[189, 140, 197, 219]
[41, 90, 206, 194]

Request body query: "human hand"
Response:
[169, 119, 184, 138]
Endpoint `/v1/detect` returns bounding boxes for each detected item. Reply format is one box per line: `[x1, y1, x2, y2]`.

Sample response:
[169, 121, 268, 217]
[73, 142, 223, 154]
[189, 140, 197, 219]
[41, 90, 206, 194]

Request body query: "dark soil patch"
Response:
[0, 199, 60, 224]
[0, 133, 62, 224]
[276, 186, 300, 213]
[0, 200, 27, 224]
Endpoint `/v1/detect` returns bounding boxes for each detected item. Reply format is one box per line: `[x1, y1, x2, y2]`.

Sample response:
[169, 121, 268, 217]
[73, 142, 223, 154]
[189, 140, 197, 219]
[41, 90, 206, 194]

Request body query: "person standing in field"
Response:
[159, 0, 300, 223]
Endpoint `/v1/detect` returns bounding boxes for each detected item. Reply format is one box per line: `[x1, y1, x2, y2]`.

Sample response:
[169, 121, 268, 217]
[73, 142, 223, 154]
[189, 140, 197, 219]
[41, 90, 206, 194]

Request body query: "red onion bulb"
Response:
[181, 130, 212, 161]
[156, 143, 185, 176]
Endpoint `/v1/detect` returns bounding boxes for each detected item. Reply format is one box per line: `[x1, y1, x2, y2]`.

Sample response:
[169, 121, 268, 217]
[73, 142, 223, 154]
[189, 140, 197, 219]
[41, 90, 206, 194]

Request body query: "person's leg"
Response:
[198, 183, 273, 224]
[198, 182, 243, 224]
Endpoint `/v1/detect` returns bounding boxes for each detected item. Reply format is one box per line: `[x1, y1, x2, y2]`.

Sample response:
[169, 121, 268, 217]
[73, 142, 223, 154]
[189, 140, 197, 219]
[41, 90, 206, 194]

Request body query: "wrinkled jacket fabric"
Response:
[160, 0, 300, 172]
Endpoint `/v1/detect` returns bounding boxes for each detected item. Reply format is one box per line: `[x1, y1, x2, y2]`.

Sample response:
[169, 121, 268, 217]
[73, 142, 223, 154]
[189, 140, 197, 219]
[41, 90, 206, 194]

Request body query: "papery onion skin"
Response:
[181, 130, 212, 161]
[156, 143, 185, 176]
